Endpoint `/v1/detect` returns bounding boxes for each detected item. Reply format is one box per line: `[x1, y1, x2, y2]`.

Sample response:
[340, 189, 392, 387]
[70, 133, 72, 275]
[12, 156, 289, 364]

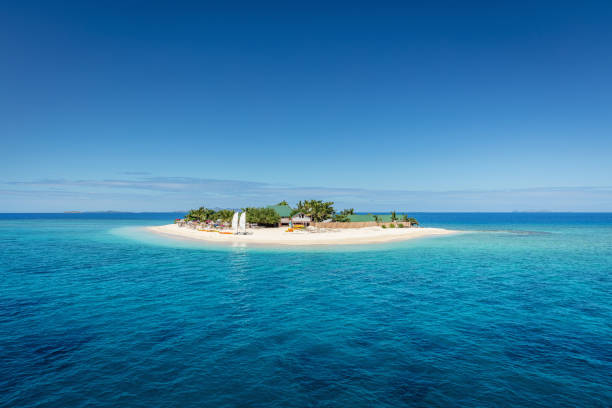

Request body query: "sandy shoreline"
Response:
[147, 224, 460, 246]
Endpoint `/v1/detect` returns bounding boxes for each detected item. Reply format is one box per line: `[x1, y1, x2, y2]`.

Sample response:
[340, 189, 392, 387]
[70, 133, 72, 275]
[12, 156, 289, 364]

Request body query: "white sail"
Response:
[231, 212, 239, 234]
[239, 211, 246, 234]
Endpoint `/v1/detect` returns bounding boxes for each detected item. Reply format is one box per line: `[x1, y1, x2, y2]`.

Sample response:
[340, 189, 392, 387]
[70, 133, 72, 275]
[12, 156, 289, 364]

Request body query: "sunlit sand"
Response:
[148, 224, 459, 246]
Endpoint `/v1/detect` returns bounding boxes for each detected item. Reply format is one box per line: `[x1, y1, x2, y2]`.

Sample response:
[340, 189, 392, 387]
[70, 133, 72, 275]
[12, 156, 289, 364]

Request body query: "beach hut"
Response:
[267, 204, 312, 227]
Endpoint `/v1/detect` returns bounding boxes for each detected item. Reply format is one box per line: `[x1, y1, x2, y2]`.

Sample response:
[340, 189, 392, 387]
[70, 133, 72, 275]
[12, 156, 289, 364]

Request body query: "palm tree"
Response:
[311, 201, 335, 222]
[185, 206, 209, 222]
[215, 209, 234, 223]
[332, 208, 355, 222]
[293, 200, 335, 222]
[391, 211, 397, 222]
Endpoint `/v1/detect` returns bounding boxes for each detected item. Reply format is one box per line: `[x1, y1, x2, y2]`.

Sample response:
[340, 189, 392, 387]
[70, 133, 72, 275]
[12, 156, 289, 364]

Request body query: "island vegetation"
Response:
[183, 200, 419, 227]
[243, 207, 281, 226]
[184, 206, 280, 226]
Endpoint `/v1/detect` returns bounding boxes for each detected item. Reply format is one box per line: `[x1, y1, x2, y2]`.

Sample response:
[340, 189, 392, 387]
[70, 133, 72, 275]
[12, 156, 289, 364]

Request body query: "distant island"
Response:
[148, 199, 458, 246]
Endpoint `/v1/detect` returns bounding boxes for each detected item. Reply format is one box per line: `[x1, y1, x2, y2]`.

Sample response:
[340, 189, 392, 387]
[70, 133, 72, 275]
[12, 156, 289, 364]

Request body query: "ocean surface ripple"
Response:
[1, 213, 611, 407]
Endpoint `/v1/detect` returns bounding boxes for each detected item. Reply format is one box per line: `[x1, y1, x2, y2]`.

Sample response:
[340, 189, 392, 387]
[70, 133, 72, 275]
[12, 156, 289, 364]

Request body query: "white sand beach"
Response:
[148, 224, 459, 246]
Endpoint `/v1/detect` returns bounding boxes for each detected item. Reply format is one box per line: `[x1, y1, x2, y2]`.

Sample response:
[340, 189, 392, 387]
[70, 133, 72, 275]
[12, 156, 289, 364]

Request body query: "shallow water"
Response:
[1, 213, 611, 407]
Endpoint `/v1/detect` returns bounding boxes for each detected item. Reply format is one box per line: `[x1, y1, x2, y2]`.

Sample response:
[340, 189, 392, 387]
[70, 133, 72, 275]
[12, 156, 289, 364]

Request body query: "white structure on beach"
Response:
[239, 211, 246, 234]
[232, 212, 239, 234]
[266, 204, 312, 227]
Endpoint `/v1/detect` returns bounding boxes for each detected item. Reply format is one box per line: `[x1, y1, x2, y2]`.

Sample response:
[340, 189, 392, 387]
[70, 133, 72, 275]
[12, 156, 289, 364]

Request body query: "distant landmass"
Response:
[63, 210, 187, 214]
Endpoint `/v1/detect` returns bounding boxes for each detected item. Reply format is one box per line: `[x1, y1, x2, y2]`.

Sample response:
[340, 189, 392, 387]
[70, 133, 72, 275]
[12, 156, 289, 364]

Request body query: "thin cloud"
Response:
[2, 177, 612, 212]
[120, 171, 152, 176]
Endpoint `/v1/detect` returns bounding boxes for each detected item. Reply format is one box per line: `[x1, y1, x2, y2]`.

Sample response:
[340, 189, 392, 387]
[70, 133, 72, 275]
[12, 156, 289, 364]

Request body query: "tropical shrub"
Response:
[389, 223, 396, 228]
[184, 206, 215, 222]
[214, 209, 234, 223]
[332, 208, 354, 222]
[381, 224, 387, 229]
[243, 207, 280, 226]
[398, 223, 404, 228]
[185, 206, 236, 223]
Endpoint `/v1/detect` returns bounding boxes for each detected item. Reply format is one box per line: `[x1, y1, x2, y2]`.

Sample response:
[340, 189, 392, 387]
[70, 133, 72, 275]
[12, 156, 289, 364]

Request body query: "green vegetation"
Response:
[394, 214, 418, 226]
[183, 205, 279, 226]
[292, 200, 335, 222]
[184, 202, 421, 227]
[398, 223, 404, 228]
[184, 206, 234, 223]
[215, 209, 234, 223]
[332, 208, 354, 222]
[243, 207, 281, 226]
[389, 223, 396, 228]
[184, 206, 214, 222]
[381, 224, 387, 229]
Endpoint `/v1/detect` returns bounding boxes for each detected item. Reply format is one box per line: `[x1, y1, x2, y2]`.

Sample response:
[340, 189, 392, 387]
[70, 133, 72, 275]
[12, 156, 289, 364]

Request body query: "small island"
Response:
[148, 200, 458, 246]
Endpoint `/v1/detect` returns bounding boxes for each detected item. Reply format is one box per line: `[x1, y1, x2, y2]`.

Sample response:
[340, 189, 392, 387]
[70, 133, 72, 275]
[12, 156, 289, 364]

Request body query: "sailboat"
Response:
[231, 212, 239, 234]
[239, 211, 246, 234]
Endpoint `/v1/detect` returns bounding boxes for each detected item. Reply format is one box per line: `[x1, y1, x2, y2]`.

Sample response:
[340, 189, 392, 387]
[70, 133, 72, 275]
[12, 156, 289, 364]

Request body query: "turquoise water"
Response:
[1, 213, 611, 407]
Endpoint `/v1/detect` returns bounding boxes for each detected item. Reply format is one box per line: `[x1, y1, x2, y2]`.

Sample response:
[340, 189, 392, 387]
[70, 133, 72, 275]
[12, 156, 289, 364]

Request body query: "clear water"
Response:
[1, 213, 611, 407]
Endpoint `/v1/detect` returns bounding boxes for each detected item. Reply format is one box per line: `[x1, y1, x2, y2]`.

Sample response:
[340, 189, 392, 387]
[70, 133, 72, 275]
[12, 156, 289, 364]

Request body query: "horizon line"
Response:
[2, 210, 612, 214]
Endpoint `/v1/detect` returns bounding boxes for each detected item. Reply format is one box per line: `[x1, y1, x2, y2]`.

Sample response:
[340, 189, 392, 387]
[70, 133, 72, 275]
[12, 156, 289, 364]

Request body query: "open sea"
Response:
[1, 212, 611, 407]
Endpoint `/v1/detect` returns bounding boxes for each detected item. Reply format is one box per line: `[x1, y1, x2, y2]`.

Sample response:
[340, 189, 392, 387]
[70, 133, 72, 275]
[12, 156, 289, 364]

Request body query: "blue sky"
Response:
[1, 1, 611, 212]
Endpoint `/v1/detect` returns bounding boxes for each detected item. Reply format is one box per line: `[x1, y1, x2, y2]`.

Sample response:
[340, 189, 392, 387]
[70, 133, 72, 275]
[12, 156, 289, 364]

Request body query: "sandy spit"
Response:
[147, 224, 460, 246]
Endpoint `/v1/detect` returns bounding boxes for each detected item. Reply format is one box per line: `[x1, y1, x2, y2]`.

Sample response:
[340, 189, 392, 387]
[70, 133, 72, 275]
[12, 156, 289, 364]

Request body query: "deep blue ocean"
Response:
[1, 213, 611, 407]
